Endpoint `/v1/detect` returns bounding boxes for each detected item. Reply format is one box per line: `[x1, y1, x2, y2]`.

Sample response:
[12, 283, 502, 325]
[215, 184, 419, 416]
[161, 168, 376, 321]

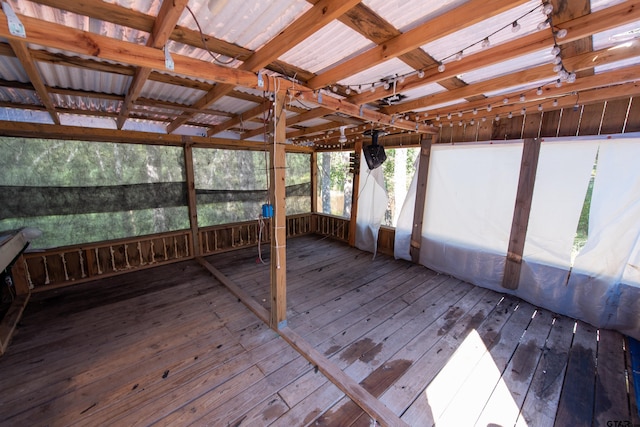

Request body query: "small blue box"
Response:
[262, 203, 273, 218]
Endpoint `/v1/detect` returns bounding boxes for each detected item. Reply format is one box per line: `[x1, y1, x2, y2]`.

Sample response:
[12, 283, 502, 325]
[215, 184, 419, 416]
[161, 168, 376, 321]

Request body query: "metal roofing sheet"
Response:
[460, 49, 554, 84]
[338, 58, 414, 87]
[140, 80, 206, 105]
[37, 62, 131, 94]
[175, 0, 311, 52]
[279, 20, 374, 74]
[363, 0, 467, 32]
[420, 0, 545, 65]
[53, 95, 121, 114]
[0, 88, 40, 105]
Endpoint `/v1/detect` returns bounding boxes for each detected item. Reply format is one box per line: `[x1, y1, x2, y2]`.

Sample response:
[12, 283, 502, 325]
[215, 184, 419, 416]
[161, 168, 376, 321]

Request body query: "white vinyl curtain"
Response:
[418, 142, 523, 289]
[567, 138, 640, 337]
[355, 150, 388, 257]
[393, 135, 640, 340]
[394, 157, 419, 261]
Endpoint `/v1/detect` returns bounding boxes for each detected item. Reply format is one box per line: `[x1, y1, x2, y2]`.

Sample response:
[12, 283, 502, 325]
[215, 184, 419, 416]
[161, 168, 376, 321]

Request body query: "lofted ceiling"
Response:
[0, 0, 639, 148]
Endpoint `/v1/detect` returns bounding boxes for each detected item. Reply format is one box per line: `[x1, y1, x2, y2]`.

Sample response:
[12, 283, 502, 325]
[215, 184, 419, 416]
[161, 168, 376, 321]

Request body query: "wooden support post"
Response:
[311, 152, 318, 213]
[409, 135, 434, 263]
[270, 91, 287, 329]
[502, 137, 541, 290]
[348, 139, 363, 247]
[183, 138, 200, 256]
[12, 255, 30, 296]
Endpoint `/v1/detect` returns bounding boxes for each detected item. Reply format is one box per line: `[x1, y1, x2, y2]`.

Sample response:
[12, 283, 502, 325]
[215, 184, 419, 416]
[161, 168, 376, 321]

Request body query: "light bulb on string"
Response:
[495, 115, 500, 121]
[521, 107, 526, 115]
[555, 79, 562, 88]
[438, 62, 445, 72]
[551, 45, 561, 56]
[473, 108, 478, 115]
[536, 87, 543, 95]
[417, 70, 425, 78]
[503, 98, 509, 104]
[481, 38, 490, 49]
[383, 82, 390, 90]
[370, 83, 375, 93]
[345, 87, 351, 95]
[458, 111, 463, 117]
[512, 21, 521, 33]
[538, 104, 543, 111]
[455, 51, 463, 61]
[487, 104, 492, 112]
[543, 2, 553, 15]
[537, 19, 550, 31]
[553, 64, 562, 72]
[556, 28, 568, 38]
[567, 72, 576, 83]
[553, 55, 562, 65]
[520, 94, 526, 102]
[447, 112, 452, 120]
[508, 111, 513, 118]
[553, 99, 559, 107]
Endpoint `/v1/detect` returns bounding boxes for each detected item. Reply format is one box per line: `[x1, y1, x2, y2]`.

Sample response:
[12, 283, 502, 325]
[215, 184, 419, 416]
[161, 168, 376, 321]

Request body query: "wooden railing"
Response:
[198, 213, 313, 256]
[19, 213, 396, 291]
[314, 213, 350, 243]
[22, 214, 316, 291]
[23, 230, 193, 292]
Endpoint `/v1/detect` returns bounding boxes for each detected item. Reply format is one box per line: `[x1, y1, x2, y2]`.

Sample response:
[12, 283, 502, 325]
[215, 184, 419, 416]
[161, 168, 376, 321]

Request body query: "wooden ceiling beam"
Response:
[116, 0, 188, 129]
[347, 0, 640, 106]
[8, 40, 59, 124]
[382, 41, 640, 115]
[0, 121, 313, 152]
[0, 11, 434, 135]
[166, 0, 361, 133]
[241, 107, 334, 140]
[207, 100, 271, 137]
[307, 0, 531, 90]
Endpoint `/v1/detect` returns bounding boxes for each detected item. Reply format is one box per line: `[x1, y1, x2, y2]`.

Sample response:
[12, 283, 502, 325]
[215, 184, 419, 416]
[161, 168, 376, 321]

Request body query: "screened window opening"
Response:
[316, 151, 353, 218]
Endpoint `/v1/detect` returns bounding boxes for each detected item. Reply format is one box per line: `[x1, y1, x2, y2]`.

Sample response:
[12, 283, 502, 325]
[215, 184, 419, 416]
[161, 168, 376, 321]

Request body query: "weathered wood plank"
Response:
[555, 320, 598, 426]
[593, 329, 631, 425]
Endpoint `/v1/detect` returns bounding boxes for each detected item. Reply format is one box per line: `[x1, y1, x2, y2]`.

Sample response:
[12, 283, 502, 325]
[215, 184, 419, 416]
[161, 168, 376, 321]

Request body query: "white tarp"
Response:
[418, 142, 523, 289]
[355, 150, 388, 257]
[392, 135, 640, 339]
[394, 157, 419, 261]
[567, 138, 640, 337]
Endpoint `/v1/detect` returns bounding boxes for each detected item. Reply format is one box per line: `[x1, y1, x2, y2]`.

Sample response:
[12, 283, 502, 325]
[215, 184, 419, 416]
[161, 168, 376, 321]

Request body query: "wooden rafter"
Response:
[382, 42, 640, 115]
[166, 0, 362, 133]
[345, 0, 640, 107]
[116, 0, 188, 129]
[306, 0, 531, 90]
[7, 40, 59, 124]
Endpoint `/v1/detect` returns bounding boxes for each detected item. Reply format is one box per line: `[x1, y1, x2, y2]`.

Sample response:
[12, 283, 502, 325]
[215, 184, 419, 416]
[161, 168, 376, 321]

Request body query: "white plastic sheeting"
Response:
[355, 150, 388, 257]
[567, 138, 640, 338]
[393, 135, 640, 339]
[418, 143, 523, 289]
[394, 157, 419, 261]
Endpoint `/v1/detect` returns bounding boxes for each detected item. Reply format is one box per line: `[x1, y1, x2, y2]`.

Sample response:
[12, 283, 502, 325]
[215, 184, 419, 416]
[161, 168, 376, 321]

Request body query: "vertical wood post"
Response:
[183, 137, 200, 257]
[409, 135, 434, 263]
[310, 151, 318, 214]
[270, 91, 287, 329]
[502, 137, 541, 290]
[348, 139, 363, 247]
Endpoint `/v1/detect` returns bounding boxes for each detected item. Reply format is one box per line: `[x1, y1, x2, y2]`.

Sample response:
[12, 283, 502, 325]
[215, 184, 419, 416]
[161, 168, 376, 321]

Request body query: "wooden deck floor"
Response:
[0, 235, 638, 426]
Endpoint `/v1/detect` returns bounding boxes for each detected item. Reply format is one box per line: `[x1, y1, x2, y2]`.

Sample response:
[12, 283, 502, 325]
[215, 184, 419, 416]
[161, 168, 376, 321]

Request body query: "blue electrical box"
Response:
[261, 203, 273, 218]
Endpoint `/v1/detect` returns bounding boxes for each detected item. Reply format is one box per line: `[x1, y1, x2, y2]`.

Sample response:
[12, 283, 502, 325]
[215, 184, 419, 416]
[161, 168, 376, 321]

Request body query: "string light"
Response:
[481, 38, 490, 49]
[438, 62, 446, 72]
[417, 70, 425, 78]
[536, 87, 543, 95]
[538, 104, 543, 111]
[520, 94, 526, 102]
[511, 21, 521, 32]
[553, 99, 559, 107]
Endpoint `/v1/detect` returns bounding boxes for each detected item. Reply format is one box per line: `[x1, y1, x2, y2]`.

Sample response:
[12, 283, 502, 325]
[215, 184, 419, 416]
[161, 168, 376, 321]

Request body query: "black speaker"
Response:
[363, 129, 387, 170]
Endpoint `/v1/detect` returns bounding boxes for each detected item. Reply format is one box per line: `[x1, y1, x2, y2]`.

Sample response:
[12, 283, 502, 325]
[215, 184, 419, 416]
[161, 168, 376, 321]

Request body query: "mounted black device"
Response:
[362, 129, 388, 170]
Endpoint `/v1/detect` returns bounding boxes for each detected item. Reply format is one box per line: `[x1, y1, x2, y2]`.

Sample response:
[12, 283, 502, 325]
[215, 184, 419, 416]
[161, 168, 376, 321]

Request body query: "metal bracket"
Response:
[164, 45, 174, 71]
[257, 71, 264, 88]
[2, 2, 26, 38]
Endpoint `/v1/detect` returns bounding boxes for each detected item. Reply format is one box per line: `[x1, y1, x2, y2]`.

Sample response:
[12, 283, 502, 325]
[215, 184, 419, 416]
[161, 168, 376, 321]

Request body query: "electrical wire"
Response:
[185, 5, 239, 65]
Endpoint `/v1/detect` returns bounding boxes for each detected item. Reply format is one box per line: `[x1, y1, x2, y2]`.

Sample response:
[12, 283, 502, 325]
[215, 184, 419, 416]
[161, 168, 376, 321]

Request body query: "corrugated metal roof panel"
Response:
[593, 21, 640, 49]
[140, 80, 206, 105]
[0, 56, 28, 83]
[460, 49, 553, 85]
[53, 95, 121, 114]
[175, 0, 311, 51]
[37, 62, 131, 94]
[0, 88, 40, 104]
[210, 97, 259, 115]
[279, 21, 374, 74]
[339, 58, 414, 87]
[364, 0, 467, 32]
[420, 0, 545, 64]
[0, 107, 53, 123]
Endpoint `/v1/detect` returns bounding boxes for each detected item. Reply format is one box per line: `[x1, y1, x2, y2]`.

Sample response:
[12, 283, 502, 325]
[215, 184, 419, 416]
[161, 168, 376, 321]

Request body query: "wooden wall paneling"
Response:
[600, 98, 631, 134]
[625, 97, 640, 133]
[127, 242, 141, 268]
[46, 254, 66, 285]
[451, 122, 466, 142]
[463, 121, 479, 142]
[491, 118, 509, 140]
[476, 117, 493, 141]
[63, 250, 84, 281]
[439, 124, 453, 144]
[376, 226, 395, 256]
[540, 110, 561, 137]
[112, 244, 127, 269]
[502, 138, 541, 290]
[152, 237, 166, 262]
[578, 102, 605, 135]
[558, 108, 581, 136]
[11, 256, 30, 295]
[522, 112, 542, 139]
[97, 246, 114, 274]
[139, 240, 154, 264]
[504, 115, 524, 140]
